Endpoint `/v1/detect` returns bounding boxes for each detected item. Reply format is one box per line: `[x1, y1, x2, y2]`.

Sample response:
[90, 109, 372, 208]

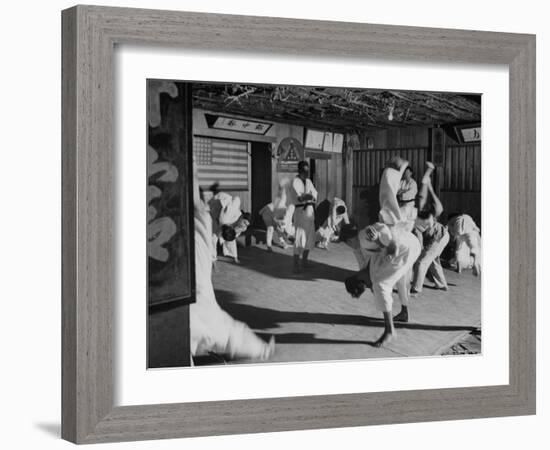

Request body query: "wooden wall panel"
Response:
[443, 144, 481, 192]
[353, 147, 429, 187]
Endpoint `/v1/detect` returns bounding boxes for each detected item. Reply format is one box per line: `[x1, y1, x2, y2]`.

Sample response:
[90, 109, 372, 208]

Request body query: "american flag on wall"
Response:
[193, 137, 250, 190]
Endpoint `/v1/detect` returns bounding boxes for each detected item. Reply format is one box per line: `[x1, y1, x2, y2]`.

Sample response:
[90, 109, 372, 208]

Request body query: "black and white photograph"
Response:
[147, 79, 482, 368]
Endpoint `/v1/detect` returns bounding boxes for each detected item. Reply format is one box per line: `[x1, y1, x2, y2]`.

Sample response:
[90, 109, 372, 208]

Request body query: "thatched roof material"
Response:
[192, 83, 481, 132]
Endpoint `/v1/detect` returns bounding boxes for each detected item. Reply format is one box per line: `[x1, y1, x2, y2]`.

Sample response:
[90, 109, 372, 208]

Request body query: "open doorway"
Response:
[250, 141, 272, 229]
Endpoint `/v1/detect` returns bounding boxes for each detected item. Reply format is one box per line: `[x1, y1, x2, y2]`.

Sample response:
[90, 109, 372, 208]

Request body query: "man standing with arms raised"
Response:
[290, 160, 318, 273]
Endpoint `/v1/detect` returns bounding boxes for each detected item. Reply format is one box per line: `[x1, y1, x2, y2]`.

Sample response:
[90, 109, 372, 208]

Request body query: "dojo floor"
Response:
[209, 238, 482, 364]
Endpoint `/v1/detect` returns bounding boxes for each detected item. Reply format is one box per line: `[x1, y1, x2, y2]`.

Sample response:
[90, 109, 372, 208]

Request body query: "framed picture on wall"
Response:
[62, 5, 535, 444]
[455, 123, 482, 143]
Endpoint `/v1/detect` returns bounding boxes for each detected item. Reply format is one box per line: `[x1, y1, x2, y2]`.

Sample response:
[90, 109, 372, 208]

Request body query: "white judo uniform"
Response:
[379, 165, 416, 229]
[316, 197, 350, 248]
[374, 164, 417, 307]
[259, 181, 295, 248]
[352, 223, 420, 313]
[190, 187, 273, 360]
[398, 178, 418, 222]
[447, 214, 482, 273]
[412, 219, 450, 292]
[371, 225, 421, 312]
[290, 176, 318, 255]
[260, 202, 294, 249]
[209, 192, 243, 261]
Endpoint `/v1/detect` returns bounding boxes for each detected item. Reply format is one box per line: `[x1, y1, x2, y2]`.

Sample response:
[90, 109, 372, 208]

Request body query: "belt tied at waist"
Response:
[296, 202, 316, 209]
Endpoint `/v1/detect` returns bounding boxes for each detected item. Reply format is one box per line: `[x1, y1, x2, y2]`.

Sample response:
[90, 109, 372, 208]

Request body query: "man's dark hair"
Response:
[221, 225, 237, 242]
[240, 211, 252, 222]
[345, 276, 366, 298]
[298, 160, 309, 173]
[339, 223, 358, 243]
[417, 206, 435, 220]
[404, 167, 413, 176]
[208, 182, 220, 195]
[335, 205, 346, 215]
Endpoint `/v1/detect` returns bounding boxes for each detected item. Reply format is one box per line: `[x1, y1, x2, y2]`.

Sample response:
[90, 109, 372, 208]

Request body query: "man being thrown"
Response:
[338, 156, 419, 347]
[316, 197, 350, 250]
[290, 161, 318, 273]
[208, 189, 251, 264]
[191, 171, 275, 362]
[447, 213, 482, 276]
[374, 156, 416, 318]
[340, 221, 421, 347]
[411, 162, 450, 294]
[259, 179, 295, 252]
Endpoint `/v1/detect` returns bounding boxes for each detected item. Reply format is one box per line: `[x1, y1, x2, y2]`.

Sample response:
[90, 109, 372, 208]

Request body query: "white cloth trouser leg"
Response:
[266, 225, 274, 247]
[261, 208, 285, 248]
[371, 236, 421, 313]
[396, 270, 412, 307]
[293, 205, 315, 256]
[412, 232, 450, 292]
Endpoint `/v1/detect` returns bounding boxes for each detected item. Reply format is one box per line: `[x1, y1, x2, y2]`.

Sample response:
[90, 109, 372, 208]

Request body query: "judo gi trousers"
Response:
[412, 231, 450, 292]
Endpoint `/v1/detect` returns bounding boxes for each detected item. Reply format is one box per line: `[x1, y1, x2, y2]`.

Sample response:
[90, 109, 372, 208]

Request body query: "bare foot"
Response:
[473, 264, 481, 277]
[422, 161, 435, 184]
[393, 310, 409, 322]
[374, 331, 396, 348]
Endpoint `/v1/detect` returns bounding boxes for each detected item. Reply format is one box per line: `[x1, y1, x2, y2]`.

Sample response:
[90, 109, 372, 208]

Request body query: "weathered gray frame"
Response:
[62, 5, 536, 444]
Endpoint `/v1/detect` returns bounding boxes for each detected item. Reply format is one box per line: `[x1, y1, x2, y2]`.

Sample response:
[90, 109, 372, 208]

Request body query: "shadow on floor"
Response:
[227, 246, 356, 283]
[256, 332, 370, 346]
[215, 289, 479, 334]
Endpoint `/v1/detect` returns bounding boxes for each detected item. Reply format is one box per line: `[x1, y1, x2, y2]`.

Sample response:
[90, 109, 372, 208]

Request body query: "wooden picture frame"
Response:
[62, 5, 536, 443]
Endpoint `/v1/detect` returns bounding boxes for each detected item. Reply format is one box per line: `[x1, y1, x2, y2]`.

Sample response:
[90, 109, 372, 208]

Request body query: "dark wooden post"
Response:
[431, 127, 445, 197]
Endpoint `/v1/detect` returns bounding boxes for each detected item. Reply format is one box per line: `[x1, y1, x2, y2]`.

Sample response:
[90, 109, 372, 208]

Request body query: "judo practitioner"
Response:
[397, 166, 418, 222]
[447, 213, 482, 276]
[259, 179, 295, 252]
[290, 161, 318, 273]
[209, 191, 250, 264]
[341, 222, 421, 347]
[378, 156, 412, 227]
[411, 162, 450, 293]
[374, 157, 416, 312]
[190, 171, 275, 362]
[316, 197, 350, 250]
